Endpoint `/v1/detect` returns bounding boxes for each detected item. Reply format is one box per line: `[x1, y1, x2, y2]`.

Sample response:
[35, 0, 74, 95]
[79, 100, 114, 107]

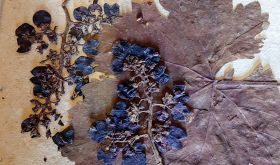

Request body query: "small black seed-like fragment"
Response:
[33, 10, 52, 27]
[54, 113, 60, 121]
[46, 129, 51, 139]
[15, 23, 36, 37]
[44, 157, 47, 162]
[37, 41, 49, 54]
[58, 120, 64, 126]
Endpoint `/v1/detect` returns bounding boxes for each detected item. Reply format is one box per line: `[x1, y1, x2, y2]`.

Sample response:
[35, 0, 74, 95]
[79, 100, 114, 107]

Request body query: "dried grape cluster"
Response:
[18, 0, 120, 141]
[15, 10, 57, 54]
[89, 41, 192, 165]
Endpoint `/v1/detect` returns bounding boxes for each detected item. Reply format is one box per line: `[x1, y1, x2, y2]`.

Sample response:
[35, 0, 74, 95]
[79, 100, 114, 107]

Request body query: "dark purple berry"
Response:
[33, 10, 52, 27]
[73, 7, 90, 21]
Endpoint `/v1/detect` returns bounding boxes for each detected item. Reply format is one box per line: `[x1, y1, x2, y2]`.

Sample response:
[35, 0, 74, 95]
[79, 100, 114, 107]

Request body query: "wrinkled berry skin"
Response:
[52, 128, 74, 148]
[69, 26, 84, 41]
[104, 3, 120, 17]
[33, 10, 52, 27]
[156, 111, 169, 122]
[122, 143, 146, 165]
[83, 40, 100, 56]
[30, 66, 57, 98]
[73, 6, 90, 21]
[155, 126, 187, 153]
[15, 23, 36, 53]
[21, 115, 39, 133]
[15, 23, 36, 37]
[117, 83, 138, 100]
[97, 148, 118, 164]
[88, 120, 112, 143]
[17, 39, 32, 53]
[88, 3, 102, 13]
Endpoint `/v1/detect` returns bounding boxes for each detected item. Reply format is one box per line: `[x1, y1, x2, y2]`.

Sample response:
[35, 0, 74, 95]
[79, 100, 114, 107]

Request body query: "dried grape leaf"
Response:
[61, 1, 280, 165]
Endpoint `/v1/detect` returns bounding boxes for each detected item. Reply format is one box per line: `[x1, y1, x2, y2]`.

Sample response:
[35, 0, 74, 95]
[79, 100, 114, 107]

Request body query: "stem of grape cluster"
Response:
[148, 100, 163, 165]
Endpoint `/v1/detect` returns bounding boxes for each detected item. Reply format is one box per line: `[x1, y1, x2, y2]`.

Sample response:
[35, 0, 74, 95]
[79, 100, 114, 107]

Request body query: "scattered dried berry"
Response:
[103, 3, 120, 18]
[82, 40, 100, 56]
[33, 10, 52, 27]
[52, 127, 74, 148]
[15, 23, 36, 37]
[73, 7, 91, 21]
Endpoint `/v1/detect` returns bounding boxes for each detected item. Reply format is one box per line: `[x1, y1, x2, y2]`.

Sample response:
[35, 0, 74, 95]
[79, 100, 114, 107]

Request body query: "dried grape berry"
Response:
[17, 39, 32, 53]
[97, 148, 118, 165]
[69, 25, 84, 41]
[88, 3, 102, 13]
[21, 115, 39, 133]
[33, 10, 52, 27]
[15, 23, 36, 37]
[83, 40, 100, 56]
[122, 143, 146, 165]
[104, 3, 120, 18]
[89, 120, 112, 142]
[169, 126, 187, 139]
[171, 103, 190, 121]
[117, 83, 138, 100]
[30, 65, 60, 98]
[52, 127, 74, 148]
[155, 111, 169, 122]
[73, 6, 90, 21]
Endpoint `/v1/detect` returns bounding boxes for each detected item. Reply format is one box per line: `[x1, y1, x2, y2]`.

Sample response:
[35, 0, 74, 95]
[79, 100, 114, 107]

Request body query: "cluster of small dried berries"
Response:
[88, 41, 192, 165]
[21, 64, 65, 138]
[18, 10, 62, 138]
[65, 2, 119, 99]
[15, 10, 57, 54]
[19, 1, 120, 141]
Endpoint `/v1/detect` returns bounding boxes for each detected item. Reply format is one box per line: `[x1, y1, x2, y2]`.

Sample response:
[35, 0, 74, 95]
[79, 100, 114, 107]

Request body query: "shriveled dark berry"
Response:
[52, 127, 74, 148]
[31, 66, 48, 76]
[117, 83, 138, 100]
[15, 23, 36, 37]
[104, 3, 120, 17]
[74, 56, 94, 65]
[73, 6, 90, 21]
[112, 59, 124, 73]
[21, 115, 39, 133]
[88, 3, 102, 13]
[89, 120, 112, 143]
[97, 148, 118, 164]
[69, 26, 84, 41]
[33, 85, 51, 98]
[33, 10, 52, 27]
[83, 40, 100, 56]
[122, 143, 146, 165]
[17, 40, 32, 53]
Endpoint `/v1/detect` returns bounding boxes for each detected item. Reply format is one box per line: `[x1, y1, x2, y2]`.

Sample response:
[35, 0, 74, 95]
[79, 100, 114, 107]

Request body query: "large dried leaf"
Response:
[60, 1, 280, 165]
